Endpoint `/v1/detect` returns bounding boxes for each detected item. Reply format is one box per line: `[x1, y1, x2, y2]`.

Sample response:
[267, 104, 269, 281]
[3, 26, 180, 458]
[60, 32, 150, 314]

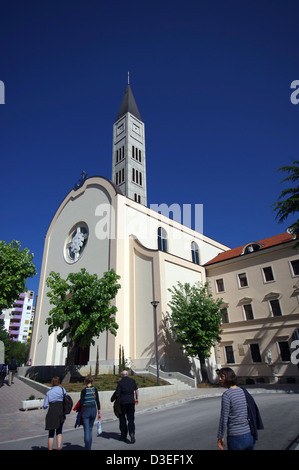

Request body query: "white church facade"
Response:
[30, 82, 229, 378]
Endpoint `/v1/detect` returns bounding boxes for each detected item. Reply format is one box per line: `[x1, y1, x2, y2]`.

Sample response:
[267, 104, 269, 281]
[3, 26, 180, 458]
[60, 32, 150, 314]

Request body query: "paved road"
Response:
[1, 384, 299, 451]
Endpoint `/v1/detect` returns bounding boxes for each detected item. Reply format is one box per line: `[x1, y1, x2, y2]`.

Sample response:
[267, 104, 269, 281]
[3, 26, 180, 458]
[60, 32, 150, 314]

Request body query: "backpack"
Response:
[62, 389, 73, 415]
[8, 359, 17, 370]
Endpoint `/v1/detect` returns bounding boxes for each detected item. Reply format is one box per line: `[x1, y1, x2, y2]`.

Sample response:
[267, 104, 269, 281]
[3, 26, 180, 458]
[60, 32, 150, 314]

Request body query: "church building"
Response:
[29, 81, 229, 378]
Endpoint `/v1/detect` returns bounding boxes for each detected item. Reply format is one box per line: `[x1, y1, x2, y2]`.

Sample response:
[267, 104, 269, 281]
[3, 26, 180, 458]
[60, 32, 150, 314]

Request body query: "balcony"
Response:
[9, 331, 19, 337]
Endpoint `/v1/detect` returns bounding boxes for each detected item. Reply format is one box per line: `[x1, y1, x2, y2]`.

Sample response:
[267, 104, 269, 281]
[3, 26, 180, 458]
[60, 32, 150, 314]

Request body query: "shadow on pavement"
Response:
[100, 431, 121, 441]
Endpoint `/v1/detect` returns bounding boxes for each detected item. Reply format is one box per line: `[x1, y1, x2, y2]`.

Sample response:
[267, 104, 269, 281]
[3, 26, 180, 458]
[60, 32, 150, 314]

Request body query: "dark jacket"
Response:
[111, 391, 121, 417]
[241, 387, 264, 440]
[45, 401, 65, 431]
[73, 400, 83, 428]
[115, 376, 138, 405]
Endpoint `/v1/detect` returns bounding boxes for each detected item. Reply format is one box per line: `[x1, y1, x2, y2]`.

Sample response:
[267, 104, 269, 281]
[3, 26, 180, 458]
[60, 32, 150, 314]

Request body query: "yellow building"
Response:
[205, 232, 299, 383]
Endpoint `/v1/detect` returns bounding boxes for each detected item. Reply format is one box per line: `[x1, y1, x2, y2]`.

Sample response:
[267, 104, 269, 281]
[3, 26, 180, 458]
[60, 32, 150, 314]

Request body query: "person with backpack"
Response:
[43, 376, 66, 450]
[8, 356, 18, 385]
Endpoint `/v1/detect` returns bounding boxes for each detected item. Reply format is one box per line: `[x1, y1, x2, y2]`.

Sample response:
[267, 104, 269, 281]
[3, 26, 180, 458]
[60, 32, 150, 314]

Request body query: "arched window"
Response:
[241, 242, 263, 255]
[158, 227, 168, 252]
[191, 241, 200, 264]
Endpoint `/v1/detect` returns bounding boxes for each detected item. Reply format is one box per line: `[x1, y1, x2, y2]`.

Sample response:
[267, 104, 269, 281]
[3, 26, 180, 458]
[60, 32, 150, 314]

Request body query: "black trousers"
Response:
[119, 403, 135, 437]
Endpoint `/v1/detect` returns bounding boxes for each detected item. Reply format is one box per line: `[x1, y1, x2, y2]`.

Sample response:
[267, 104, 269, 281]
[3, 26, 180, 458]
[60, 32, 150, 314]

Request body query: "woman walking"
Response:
[217, 367, 263, 451]
[80, 376, 101, 450]
[43, 376, 66, 450]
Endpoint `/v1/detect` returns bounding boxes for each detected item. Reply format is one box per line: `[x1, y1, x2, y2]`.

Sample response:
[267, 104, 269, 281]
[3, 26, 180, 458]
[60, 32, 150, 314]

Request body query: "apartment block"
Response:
[2, 291, 35, 343]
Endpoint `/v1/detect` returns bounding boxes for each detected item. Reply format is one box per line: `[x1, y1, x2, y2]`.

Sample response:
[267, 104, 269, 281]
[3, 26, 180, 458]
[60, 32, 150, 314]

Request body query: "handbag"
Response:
[62, 388, 73, 415]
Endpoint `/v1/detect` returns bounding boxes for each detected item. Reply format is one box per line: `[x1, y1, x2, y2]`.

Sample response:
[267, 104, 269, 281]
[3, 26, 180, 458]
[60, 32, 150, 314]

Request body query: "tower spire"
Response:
[112, 81, 147, 206]
[115, 78, 142, 122]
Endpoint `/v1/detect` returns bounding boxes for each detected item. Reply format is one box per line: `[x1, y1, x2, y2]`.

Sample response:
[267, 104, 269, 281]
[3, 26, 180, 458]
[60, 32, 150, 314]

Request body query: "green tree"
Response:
[273, 160, 299, 238]
[118, 344, 127, 373]
[9, 341, 30, 365]
[45, 268, 121, 383]
[0, 240, 36, 310]
[168, 282, 223, 383]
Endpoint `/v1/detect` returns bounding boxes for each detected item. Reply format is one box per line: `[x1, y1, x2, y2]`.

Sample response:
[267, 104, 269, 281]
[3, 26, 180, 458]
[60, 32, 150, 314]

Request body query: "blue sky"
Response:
[1, 0, 299, 299]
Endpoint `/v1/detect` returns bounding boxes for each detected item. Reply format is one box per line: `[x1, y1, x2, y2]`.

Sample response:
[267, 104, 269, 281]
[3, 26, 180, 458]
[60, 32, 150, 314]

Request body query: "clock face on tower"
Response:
[64, 223, 88, 263]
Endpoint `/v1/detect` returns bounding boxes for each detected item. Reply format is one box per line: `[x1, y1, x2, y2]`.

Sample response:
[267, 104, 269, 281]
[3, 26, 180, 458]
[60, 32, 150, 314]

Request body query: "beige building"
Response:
[205, 232, 299, 383]
[30, 83, 229, 378]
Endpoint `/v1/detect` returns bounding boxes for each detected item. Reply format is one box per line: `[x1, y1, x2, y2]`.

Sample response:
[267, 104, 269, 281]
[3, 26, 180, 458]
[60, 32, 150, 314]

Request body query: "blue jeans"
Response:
[227, 432, 255, 450]
[82, 406, 97, 450]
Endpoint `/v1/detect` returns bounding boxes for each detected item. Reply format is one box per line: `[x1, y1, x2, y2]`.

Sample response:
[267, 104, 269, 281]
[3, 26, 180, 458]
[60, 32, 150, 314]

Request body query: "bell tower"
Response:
[112, 75, 147, 206]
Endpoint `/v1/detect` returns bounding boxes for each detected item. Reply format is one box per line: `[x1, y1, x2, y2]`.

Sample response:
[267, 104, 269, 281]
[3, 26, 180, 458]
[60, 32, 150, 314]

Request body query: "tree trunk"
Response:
[62, 339, 79, 384]
[95, 346, 99, 376]
[199, 354, 209, 383]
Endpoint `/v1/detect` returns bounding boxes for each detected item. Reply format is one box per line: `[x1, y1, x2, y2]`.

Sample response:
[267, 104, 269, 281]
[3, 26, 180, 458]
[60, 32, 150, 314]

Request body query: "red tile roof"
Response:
[205, 232, 294, 266]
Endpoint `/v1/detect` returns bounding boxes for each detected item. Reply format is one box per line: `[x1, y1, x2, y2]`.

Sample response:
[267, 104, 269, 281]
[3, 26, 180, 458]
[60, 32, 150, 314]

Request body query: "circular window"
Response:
[64, 223, 89, 263]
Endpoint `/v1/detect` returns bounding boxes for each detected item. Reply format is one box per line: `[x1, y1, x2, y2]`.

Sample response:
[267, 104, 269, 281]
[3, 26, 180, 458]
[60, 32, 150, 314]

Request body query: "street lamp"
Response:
[151, 300, 160, 385]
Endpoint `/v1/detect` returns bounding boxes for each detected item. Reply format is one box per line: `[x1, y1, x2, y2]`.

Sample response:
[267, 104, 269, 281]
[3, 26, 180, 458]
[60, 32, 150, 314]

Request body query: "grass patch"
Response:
[43, 374, 170, 392]
[197, 382, 220, 389]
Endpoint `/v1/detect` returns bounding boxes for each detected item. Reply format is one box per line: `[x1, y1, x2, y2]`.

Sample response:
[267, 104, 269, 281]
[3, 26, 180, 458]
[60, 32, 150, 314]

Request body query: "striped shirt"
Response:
[83, 386, 97, 407]
[217, 387, 251, 439]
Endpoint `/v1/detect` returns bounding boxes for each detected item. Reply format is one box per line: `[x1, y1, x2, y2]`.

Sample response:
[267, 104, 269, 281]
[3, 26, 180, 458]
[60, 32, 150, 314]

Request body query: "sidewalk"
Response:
[0, 376, 298, 444]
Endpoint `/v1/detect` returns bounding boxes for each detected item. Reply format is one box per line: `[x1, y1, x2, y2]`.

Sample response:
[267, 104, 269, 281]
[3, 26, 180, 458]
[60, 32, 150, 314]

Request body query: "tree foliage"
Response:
[46, 268, 121, 347]
[0, 240, 36, 310]
[168, 282, 223, 382]
[45, 268, 121, 382]
[273, 160, 299, 237]
[9, 340, 30, 365]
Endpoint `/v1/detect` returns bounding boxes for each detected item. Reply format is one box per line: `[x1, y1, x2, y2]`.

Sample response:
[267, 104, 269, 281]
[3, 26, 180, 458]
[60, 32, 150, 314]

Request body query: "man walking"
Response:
[115, 370, 138, 443]
[8, 356, 18, 386]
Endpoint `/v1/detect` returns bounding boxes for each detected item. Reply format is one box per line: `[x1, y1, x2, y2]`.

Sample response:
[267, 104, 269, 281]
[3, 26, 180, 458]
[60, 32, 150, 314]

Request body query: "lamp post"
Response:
[151, 300, 160, 385]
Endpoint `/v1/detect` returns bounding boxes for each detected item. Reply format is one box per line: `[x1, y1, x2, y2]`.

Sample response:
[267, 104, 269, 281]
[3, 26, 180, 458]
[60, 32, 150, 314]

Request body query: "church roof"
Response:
[204, 232, 294, 266]
[115, 84, 142, 122]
